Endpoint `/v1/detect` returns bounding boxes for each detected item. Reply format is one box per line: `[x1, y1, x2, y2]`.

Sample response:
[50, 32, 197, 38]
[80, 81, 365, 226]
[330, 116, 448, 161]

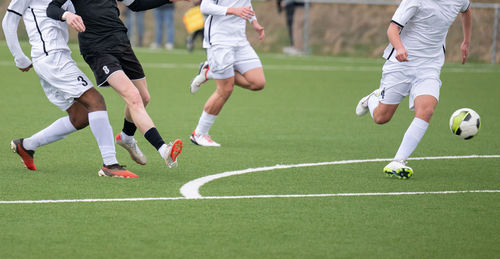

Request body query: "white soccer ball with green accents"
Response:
[449, 108, 481, 140]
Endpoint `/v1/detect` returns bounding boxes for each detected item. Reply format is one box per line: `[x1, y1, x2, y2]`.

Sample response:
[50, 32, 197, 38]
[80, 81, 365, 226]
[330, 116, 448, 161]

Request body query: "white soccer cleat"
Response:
[190, 61, 209, 94]
[355, 89, 380, 116]
[115, 133, 147, 165]
[383, 160, 413, 179]
[190, 131, 221, 147]
[163, 139, 183, 168]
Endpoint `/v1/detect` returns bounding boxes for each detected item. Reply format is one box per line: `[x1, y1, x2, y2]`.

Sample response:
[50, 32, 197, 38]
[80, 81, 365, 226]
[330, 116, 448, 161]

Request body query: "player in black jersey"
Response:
[47, 0, 189, 168]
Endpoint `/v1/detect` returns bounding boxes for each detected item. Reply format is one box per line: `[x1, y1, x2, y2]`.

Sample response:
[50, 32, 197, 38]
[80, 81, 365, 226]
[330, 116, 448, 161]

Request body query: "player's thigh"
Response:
[33, 51, 93, 111]
[207, 45, 235, 79]
[107, 70, 142, 105]
[131, 78, 150, 104]
[409, 70, 441, 111]
[234, 44, 263, 78]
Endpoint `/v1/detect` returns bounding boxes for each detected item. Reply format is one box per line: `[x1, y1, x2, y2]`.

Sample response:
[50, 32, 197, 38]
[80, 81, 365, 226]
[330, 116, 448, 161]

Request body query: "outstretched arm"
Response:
[124, 0, 189, 12]
[251, 19, 264, 41]
[2, 10, 32, 71]
[200, 0, 254, 19]
[47, 0, 86, 32]
[387, 22, 408, 62]
[460, 8, 472, 64]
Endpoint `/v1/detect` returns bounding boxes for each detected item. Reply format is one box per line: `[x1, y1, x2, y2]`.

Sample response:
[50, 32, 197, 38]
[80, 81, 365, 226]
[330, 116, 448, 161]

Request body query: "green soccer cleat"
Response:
[383, 160, 413, 179]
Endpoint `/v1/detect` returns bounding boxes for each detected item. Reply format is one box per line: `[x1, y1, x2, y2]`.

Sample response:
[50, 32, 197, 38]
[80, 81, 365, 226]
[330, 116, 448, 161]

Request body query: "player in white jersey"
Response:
[189, 0, 266, 147]
[2, 0, 137, 178]
[355, 0, 472, 179]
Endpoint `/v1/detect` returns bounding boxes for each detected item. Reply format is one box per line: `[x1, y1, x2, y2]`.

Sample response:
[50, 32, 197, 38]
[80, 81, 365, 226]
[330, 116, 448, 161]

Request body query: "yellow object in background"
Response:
[183, 6, 204, 33]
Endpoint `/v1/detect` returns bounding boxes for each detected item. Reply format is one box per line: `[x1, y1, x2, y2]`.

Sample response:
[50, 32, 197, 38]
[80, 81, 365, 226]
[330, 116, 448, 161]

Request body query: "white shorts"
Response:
[33, 51, 93, 111]
[206, 44, 262, 79]
[378, 61, 441, 110]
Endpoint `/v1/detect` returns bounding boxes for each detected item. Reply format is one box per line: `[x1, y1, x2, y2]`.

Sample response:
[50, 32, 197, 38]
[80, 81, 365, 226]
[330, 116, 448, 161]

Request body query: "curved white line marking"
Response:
[180, 155, 500, 199]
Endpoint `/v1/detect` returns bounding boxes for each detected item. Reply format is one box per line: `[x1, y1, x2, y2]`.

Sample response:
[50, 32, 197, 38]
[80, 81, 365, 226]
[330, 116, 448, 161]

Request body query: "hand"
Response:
[253, 21, 265, 41]
[64, 12, 85, 32]
[227, 6, 254, 20]
[461, 41, 470, 64]
[18, 64, 32, 72]
[395, 47, 408, 62]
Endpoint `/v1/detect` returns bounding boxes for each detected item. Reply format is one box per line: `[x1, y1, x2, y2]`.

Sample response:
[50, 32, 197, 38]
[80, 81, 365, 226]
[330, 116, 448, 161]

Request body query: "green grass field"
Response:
[0, 41, 499, 258]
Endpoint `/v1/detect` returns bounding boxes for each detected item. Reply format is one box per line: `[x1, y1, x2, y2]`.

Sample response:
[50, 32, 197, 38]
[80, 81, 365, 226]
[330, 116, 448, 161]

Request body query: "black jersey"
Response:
[47, 0, 171, 55]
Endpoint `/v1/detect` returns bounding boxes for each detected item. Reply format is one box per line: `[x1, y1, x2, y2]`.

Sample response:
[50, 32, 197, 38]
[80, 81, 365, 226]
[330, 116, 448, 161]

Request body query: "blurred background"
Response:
[0, 0, 499, 63]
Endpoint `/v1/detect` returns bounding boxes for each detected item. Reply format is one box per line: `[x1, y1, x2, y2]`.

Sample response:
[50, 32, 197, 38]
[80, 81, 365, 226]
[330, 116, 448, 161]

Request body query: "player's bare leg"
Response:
[372, 103, 399, 124]
[191, 77, 235, 147]
[115, 78, 150, 165]
[385, 95, 437, 179]
[107, 72, 182, 168]
[234, 68, 266, 91]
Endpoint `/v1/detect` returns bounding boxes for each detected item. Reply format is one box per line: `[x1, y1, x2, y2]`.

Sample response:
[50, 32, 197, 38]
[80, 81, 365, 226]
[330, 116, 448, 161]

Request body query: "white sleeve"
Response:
[248, 3, 256, 23]
[391, 0, 420, 27]
[119, 0, 136, 6]
[460, 0, 470, 12]
[200, 0, 228, 16]
[2, 10, 32, 69]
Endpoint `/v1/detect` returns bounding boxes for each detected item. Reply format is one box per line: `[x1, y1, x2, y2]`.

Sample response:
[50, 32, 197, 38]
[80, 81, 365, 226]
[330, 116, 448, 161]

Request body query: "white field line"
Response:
[0, 190, 499, 204]
[1, 155, 498, 204]
[0, 60, 497, 73]
[180, 155, 500, 198]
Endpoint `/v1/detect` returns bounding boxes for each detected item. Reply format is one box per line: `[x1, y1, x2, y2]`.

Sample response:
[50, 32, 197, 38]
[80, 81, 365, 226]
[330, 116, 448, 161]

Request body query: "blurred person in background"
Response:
[184, 0, 204, 52]
[124, 9, 145, 47]
[277, 0, 304, 55]
[151, 2, 176, 50]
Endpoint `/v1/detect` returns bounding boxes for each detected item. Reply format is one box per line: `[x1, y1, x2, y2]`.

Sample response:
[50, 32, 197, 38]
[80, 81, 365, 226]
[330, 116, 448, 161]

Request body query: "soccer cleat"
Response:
[115, 133, 147, 165]
[190, 61, 209, 94]
[190, 131, 221, 147]
[163, 139, 183, 168]
[355, 89, 380, 116]
[98, 164, 138, 178]
[383, 160, 413, 179]
[10, 138, 36, 171]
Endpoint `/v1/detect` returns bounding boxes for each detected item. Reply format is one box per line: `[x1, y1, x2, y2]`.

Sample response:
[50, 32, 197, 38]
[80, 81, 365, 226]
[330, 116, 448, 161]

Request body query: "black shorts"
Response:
[83, 43, 145, 87]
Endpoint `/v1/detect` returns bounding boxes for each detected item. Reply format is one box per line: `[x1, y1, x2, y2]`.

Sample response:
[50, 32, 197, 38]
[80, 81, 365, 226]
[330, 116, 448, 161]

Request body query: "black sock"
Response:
[144, 127, 165, 150]
[122, 118, 137, 136]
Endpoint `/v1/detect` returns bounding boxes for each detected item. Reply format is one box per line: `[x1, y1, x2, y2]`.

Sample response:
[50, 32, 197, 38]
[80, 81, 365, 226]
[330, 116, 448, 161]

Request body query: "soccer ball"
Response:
[449, 108, 481, 140]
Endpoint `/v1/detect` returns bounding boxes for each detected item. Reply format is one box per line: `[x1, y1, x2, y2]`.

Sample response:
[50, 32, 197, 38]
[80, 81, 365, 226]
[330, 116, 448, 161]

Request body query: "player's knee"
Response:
[373, 115, 391, 124]
[250, 80, 266, 91]
[141, 93, 151, 107]
[416, 108, 434, 122]
[70, 114, 89, 130]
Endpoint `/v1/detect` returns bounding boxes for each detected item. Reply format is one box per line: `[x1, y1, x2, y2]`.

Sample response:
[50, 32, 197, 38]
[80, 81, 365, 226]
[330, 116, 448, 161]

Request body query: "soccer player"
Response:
[189, 0, 266, 147]
[355, 0, 472, 179]
[46, 0, 186, 168]
[3, 0, 137, 178]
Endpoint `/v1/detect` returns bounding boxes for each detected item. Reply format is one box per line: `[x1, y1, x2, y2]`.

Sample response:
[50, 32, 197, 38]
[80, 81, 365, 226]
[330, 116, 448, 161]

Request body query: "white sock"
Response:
[394, 117, 429, 162]
[23, 116, 77, 151]
[195, 111, 217, 136]
[89, 111, 118, 166]
[367, 94, 379, 118]
[158, 144, 168, 159]
[120, 131, 135, 143]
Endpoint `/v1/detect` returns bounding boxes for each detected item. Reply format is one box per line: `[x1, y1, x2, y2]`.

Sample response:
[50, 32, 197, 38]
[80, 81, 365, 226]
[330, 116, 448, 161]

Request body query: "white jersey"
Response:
[383, 0, 470, 64]
[2, 0, 73, 67]
[201, 0, 257, 48]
